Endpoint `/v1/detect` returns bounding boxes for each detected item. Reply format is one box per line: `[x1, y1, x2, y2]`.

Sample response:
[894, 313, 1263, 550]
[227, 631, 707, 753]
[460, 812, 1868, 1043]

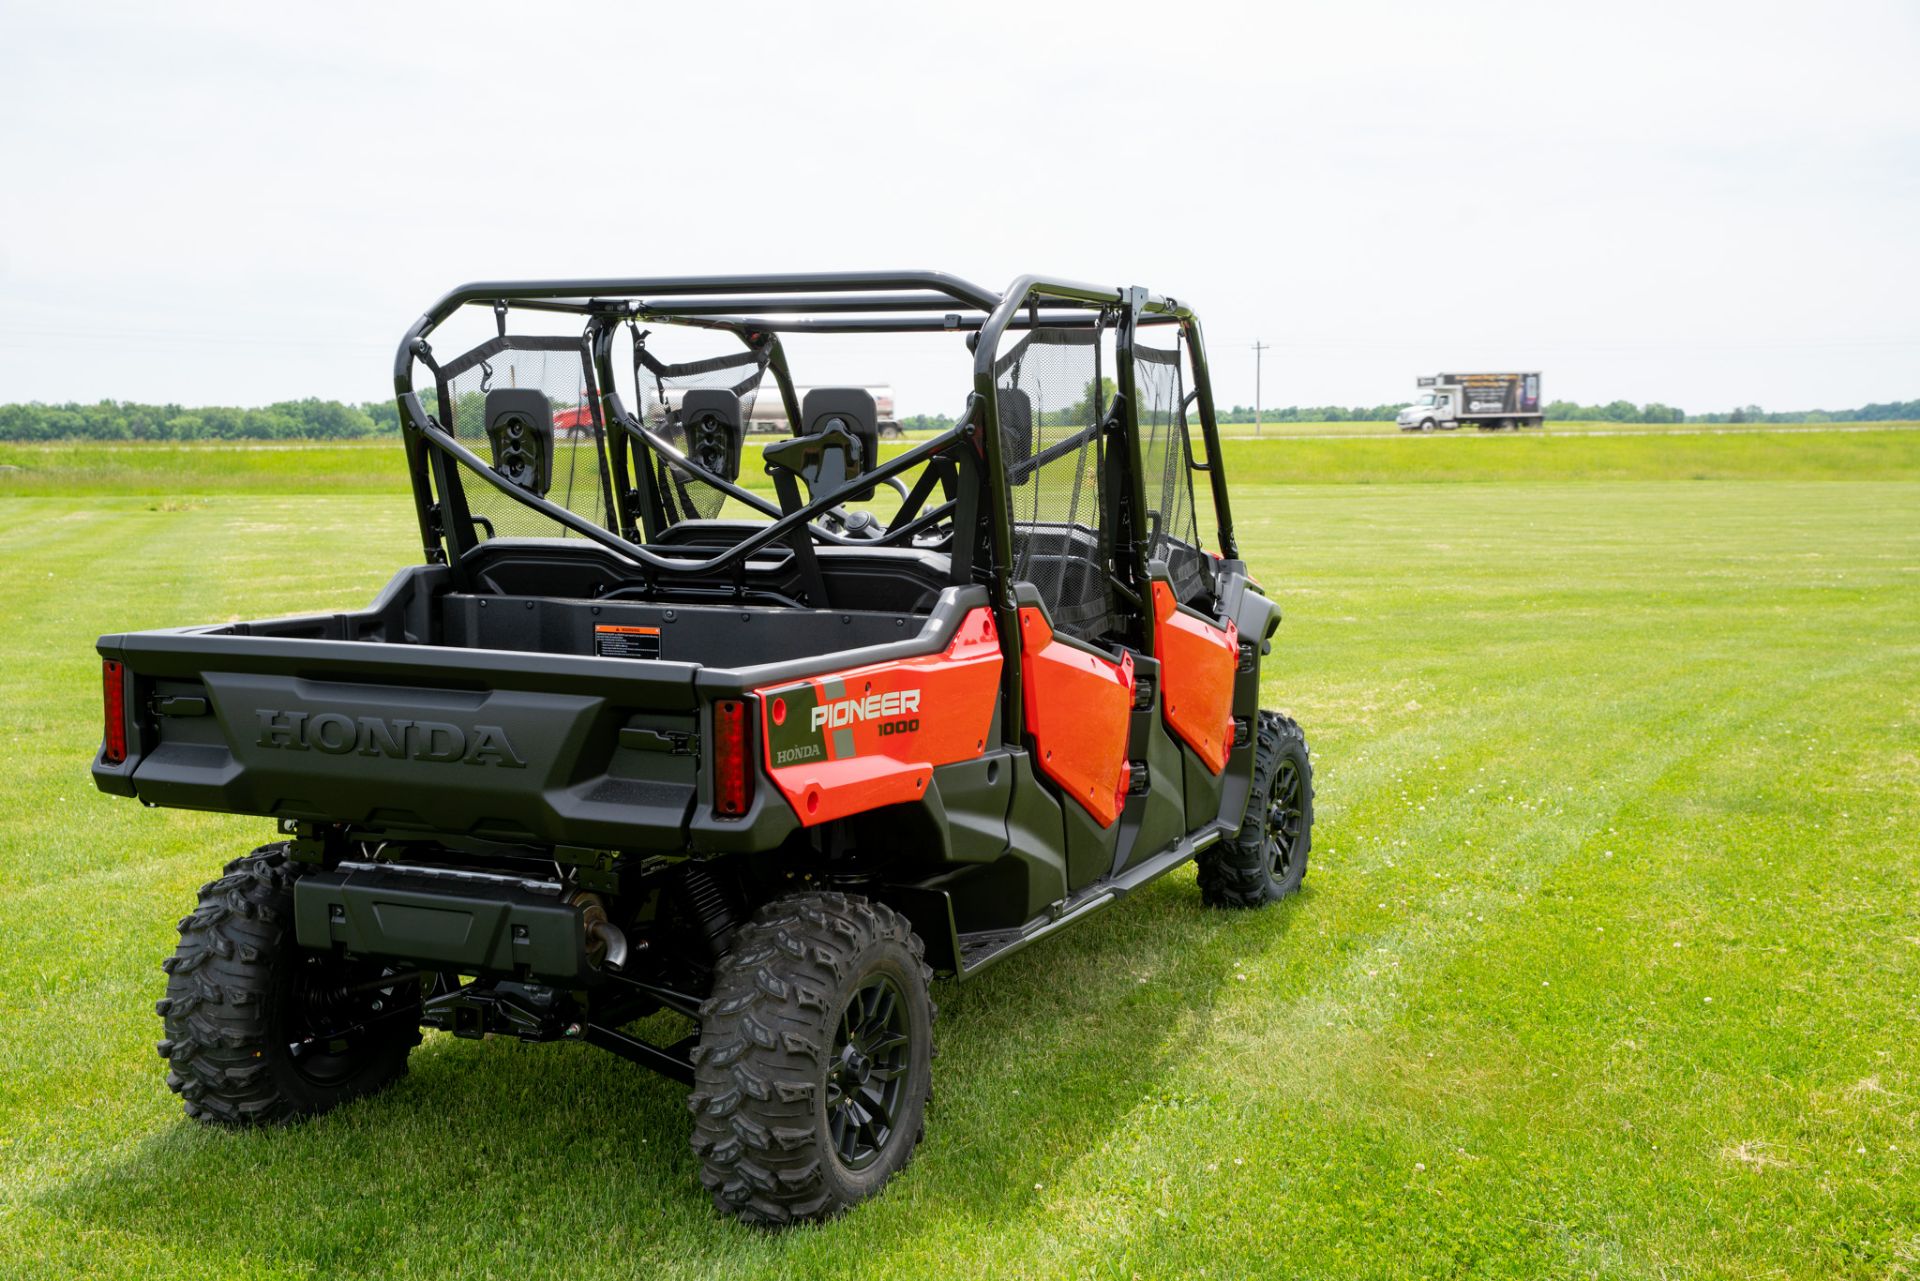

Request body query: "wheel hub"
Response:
[825, 974, 910, 1172]
[1266, 758, 1303, 882]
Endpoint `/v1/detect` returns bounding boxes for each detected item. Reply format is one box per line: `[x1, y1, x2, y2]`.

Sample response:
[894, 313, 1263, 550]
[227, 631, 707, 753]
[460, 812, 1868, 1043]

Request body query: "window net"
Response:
[994, 327, 1114, 641]
[1133, 337, 1212, 604]
[438, 336, 612, 541]
[633, 340, 772, 523]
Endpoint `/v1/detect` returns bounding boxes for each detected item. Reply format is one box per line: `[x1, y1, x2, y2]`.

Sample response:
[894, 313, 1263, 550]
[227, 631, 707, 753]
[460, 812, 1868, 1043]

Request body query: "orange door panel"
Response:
[1018, 606, 1135, 828]
[1152, 580, 1237, 774]
[756, 607, 1002, 826]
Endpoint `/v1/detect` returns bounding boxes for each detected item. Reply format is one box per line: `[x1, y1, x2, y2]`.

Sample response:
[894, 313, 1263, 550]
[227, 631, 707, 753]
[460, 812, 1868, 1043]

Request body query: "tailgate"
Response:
[94, 630, 702, 850]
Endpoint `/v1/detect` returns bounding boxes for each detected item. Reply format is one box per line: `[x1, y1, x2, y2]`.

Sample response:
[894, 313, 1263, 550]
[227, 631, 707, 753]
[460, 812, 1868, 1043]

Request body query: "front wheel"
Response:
[690, 891, 935, 1226]
[1197, 712, 1314, 908]
[156, 844, 421, 1126]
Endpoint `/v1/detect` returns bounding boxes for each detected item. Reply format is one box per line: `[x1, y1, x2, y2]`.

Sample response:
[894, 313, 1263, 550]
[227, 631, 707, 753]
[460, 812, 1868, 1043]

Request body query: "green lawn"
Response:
[5, 426, 1917, 495]
[2, 433, 1917, 1278]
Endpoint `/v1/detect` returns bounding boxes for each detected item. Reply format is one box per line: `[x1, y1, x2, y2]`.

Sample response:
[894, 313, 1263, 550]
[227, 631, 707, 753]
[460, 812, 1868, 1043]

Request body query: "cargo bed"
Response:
[95, 549, 971, 853]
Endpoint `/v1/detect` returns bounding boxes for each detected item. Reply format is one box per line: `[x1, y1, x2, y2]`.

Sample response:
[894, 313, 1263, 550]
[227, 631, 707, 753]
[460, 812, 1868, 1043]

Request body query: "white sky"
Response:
[1, 0, 1915, 417]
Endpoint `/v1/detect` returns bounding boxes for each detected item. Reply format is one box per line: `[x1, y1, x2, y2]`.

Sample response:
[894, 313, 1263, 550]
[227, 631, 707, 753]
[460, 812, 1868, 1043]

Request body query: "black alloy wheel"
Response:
[826, 974, 912, 1171]
[690, 891, 935, 1226]
[1196, 711, 1314, 908]
[1267, 755, 1307, 886]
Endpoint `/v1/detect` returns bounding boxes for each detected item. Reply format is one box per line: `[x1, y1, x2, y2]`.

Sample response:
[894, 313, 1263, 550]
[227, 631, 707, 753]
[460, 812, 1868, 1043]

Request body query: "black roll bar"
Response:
[409, 409, 972, 579]
[392, 270, 1242, 748]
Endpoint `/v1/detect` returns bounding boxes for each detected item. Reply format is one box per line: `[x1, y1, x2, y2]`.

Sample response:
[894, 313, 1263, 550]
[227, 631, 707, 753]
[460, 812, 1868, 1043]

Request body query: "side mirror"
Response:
[677, 388, 744, 485]
[484, 389, 554, 497]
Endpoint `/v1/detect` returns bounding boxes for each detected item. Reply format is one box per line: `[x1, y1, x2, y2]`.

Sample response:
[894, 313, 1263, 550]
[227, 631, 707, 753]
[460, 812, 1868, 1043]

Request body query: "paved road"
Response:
[1254, 423, 1920, 442]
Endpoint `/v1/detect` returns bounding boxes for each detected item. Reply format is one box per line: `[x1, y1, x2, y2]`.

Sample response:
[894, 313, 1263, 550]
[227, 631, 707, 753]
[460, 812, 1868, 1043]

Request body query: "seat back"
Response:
[677, 388, 744, 485]
[483, 388, 554, 497]
[801, 387, 880, 500]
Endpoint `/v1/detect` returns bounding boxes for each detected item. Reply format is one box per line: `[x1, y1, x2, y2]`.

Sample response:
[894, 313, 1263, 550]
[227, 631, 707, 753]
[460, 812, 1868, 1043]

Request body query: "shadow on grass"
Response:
[31, 871, 1300, 1274]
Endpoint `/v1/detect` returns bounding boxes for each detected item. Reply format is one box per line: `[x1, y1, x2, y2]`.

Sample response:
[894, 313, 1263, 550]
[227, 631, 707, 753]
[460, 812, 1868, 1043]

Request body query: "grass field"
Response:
[4, 424, 1917, 495]
[3, 432, 1917, 1278]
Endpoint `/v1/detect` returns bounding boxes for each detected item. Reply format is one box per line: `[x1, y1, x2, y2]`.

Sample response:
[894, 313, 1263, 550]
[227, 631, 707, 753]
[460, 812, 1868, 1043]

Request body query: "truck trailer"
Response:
[1397, 372, 1542, 431]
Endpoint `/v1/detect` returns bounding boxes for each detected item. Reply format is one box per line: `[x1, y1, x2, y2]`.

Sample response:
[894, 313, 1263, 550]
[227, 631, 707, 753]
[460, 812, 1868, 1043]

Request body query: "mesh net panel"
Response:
[635, 343, 771, 523]
[440, 337, 610, 541]
[1134, 338, 1211, 603]
[995, 328, 1114, 640]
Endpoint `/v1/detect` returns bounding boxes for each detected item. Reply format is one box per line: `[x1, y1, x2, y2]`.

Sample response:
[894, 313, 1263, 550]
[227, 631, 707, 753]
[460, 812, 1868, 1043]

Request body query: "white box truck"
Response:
[1397, 372, 1543, 431]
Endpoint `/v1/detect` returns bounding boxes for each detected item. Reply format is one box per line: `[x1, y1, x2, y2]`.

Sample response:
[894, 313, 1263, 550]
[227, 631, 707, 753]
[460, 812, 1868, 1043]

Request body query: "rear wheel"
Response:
[156, 844, 421, 1125]
[690, 891, 935, 1226]
[1197, 712, 1313, 908]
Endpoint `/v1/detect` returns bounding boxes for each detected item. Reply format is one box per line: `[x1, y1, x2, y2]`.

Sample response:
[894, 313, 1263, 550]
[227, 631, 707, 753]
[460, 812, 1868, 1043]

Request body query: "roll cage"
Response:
[392, 271, 1240, 742]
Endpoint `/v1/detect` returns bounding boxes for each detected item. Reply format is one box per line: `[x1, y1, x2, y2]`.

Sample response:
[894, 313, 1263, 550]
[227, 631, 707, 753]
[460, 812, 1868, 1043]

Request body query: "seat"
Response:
[801, 389, 878, 465]
[483, 388, 554, 497]
[799, 388, 880, 502]
[675, 388, 744, 485]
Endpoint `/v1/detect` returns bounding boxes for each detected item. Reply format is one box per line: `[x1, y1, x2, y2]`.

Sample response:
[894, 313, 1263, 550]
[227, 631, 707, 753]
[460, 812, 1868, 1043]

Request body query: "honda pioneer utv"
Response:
[93, 271, 1313, 1225]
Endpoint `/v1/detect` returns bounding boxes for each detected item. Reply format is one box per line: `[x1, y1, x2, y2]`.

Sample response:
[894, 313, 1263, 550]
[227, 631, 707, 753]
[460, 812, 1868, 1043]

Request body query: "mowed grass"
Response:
[1, 435, 1917, 1278]
[5, 426, 1919, 496]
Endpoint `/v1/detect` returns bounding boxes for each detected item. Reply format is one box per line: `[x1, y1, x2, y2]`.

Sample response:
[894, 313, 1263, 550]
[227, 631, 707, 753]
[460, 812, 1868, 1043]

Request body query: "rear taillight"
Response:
[712, 699, 752, 817]
[101, 659, 127, 765]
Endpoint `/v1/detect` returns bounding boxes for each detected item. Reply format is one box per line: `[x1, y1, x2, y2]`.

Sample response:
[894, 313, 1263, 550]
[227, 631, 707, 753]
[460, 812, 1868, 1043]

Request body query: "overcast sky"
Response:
[2, 0, 1915, 417]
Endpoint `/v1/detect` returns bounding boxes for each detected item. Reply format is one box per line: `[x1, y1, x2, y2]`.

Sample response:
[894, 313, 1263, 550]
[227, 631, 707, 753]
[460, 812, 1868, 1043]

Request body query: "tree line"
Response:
[1, 394, 1916, 441]
[0, 398, 406, 441]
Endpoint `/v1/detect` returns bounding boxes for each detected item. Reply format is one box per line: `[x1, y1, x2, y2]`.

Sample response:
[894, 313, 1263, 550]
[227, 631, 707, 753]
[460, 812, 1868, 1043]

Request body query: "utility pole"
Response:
[1252, 340, 1271, 437]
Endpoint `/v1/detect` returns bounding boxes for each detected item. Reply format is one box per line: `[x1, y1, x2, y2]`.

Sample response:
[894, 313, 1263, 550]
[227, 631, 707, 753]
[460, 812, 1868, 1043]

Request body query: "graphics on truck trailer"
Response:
[1400, 371, 1543, 431]
[94, 270, 1313, 1226]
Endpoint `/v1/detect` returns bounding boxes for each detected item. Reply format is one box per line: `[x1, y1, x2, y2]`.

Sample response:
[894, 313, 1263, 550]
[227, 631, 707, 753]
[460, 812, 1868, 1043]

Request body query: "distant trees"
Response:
[0, 392, 1914, 441]
[1690, 399, 1920, 424]
[1544, 399, 1683, 423]
[0, 398, 403, 441]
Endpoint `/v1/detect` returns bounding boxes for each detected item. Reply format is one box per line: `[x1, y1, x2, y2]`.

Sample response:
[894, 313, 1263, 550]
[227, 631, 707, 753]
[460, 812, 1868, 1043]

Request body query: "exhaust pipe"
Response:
[570, 893, 631, 972]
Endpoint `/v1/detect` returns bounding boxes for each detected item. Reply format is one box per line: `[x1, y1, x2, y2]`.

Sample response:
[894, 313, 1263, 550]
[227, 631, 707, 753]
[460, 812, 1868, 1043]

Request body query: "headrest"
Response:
[678, 388, 744, 485]
[802, 387, 879, 500]
[483, 388, 553, 496]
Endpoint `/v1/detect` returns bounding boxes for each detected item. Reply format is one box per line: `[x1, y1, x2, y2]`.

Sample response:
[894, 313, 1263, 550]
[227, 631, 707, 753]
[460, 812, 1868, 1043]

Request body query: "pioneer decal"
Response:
[753, 607, 1004, 828]
[254, 709, 527, 768]
[811, 688, 921, 732]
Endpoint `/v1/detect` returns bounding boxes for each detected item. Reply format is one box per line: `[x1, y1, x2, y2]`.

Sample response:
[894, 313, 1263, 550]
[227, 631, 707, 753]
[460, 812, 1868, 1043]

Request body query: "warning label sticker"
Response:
[594, 624, 662, 660]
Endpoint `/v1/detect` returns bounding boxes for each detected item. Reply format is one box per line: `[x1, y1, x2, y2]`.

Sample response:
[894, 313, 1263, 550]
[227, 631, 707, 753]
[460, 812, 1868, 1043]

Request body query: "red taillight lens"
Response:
[101, 659, 127, 765]
[713, 699, 752, 817]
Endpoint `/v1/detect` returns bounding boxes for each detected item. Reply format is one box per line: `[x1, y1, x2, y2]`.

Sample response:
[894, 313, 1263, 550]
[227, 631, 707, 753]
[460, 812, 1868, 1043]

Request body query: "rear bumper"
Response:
[293, 862, 598, 982]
